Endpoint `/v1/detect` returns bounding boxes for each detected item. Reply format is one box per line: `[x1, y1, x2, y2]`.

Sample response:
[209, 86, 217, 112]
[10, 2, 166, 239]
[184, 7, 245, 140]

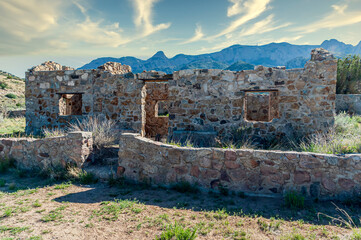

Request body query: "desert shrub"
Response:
[0, 179, 5, 187]
[216, 126, 256, 149]
[337, 55, 361, 94]
[300, 113, 361, 154]
[0, 81, 8, 89]
[284, 191, 304, 209]
[5, 93, 17, 99]
[171, 181, 199, 194]
[6, 75, 12, 79]
[77, 170, 97, 184]
[156, 222, 197, 240]
[42, 128, 65, 138]
[69, 115, 118, 150]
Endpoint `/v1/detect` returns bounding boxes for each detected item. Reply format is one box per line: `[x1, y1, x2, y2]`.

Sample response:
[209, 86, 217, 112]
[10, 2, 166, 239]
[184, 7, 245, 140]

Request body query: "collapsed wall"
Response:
[119, 133, 361, 199]
[168, 48, 337, 142]
[0, 132, 92, 170]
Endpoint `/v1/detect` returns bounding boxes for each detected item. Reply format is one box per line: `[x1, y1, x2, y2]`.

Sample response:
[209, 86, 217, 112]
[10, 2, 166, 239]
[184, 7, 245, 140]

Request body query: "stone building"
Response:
[25, 48, 337, 142]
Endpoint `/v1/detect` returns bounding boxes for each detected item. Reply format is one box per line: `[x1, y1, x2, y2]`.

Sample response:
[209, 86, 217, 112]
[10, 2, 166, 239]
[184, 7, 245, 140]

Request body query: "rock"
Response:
[98, 62, 132, 74]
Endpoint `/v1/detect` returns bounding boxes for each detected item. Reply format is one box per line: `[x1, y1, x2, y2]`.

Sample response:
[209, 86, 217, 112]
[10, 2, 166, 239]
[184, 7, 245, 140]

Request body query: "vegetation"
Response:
[5, 93, 17, 99]
[300, 112, 361, 154]
[156, 222, 197, 240]
[0, 81, 8, 90]
[284, 191, 305, 209]
[171, 181, 199, 194]
[0, 116, 25, 136]
[337, 55, 361, 94]
[68, 115, 118, 150]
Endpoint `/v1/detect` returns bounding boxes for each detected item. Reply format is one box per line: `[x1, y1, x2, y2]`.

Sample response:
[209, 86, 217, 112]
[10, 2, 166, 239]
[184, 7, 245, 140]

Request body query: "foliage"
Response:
[284, 191, 304, 209]
[95, 199, 143, 221]
[5, 93, 17, 99]
[337, 55, 361, 94]
[0, 81, 8, 89]
[156, 222, 197, 240]
[0, 157, 15, 173]
[42, 128, 65, 138]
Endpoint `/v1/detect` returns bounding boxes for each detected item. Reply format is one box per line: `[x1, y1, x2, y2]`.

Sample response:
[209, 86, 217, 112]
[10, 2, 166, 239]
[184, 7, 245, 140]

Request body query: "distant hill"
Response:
[79, 39, 361, 73]
[0, 71, 25, 110]
[225, 61, 255, 71]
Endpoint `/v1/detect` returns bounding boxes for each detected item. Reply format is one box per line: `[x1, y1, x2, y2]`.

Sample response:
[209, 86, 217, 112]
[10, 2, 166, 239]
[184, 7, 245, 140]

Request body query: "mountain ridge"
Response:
[79, 39, 361, 73]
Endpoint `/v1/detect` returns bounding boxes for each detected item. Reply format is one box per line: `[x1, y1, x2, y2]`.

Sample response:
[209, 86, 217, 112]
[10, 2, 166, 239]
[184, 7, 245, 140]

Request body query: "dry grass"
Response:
[0, 74, 25, 110]
[0, 170, 359, 240]
[0, 116, 25, 135]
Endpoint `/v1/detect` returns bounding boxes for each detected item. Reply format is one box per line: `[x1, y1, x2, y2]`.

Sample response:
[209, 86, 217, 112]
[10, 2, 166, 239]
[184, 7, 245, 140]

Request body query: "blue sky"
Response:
[0, 0, 361, 77]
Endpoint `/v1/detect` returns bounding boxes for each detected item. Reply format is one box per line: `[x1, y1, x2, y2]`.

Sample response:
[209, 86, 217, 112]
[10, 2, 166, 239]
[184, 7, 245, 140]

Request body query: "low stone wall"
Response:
[0, 132, 92, 170]
[336, 94, 361, 115]
[118, 133, 361, 199]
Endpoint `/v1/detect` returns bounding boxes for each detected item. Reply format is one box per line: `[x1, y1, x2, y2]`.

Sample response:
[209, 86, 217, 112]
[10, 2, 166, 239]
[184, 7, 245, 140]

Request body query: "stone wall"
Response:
[0, 132, 92, 170]
[168, 48, 337, 139]
[336, 94, 361, 115]
[118, 133, 361, 199]
[25, 68, 143, 135]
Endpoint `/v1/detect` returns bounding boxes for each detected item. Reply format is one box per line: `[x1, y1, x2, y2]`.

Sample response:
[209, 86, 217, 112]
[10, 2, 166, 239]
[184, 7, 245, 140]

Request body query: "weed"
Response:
[213, 209, 229, 220]
[32, 200, 42, 208]
[285, 191, 304, 209]
[41, 206, 68, 222]
[155, 222, 197, 240]
[350, 229, 361, 240]
[95, 199, 143, 221]
[54, 181, 72, 190]
[0, 226, 30, 234]
[318, 203, 357, 229]
[171, 181, 199, 194]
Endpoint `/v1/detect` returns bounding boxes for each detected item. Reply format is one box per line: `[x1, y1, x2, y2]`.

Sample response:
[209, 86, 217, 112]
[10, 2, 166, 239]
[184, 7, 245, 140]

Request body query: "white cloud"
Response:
[271, 35, 303, 43]
[0, 0, 64, 41]
[131, 0, 171, 36]
[182, 24, 204, 44]
[72, 17, 130, 47]
[295, 4, 361, 33]
[212, 0, 272, 39]
[239, 14, 291, 37]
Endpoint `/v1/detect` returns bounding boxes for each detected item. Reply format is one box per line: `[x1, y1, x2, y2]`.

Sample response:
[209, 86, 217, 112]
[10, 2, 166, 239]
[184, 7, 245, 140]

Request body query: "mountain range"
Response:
[79, 39, 361, 73]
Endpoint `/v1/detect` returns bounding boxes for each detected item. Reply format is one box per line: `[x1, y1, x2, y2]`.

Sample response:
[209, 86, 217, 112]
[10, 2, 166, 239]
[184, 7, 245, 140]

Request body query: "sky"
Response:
[0, 0, 361, 77]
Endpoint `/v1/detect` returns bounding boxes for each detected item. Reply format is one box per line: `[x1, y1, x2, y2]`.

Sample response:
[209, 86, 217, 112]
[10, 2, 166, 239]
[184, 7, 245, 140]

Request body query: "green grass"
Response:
[94, 199, 143, 221]
[41, 205, 68, 222]
[0, 81, 8, 89]
[54, 182, 72, 190]
[155, 222, 197, 240]
[0, 226, 30, 234]
[285, 191, 305, 209]
[300, 113, 361, 154]
[77, 170, 97, 185]
[0, 117, 25, 135]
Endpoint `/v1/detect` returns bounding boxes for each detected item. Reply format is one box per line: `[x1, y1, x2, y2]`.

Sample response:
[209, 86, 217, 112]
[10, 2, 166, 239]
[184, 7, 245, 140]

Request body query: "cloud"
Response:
[72, 17, 130, 47]
[212, 0, 272, 39]
[295, 4, 361, 33]
[182, 24, 204, 44]
[131, 0, 171, 36]
[239, 14, 291, 37]
[0, 0, 64, 41]
[271, 35, 303, 43]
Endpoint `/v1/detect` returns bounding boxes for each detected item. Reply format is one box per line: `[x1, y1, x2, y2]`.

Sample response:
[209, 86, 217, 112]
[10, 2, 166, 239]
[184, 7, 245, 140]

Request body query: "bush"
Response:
[171, 181, 199, 194]
[0, 81, 8, 89]
[337, 55, 361, 94]
[300, 113, 361, 154]
[156, 222, 197, 240]
[69, 115, 118, 150]
[77, 170, 97, 184]
[0, 157, 14, 173]
[285, 191, 304, 209]
[5, 93, 17, 99]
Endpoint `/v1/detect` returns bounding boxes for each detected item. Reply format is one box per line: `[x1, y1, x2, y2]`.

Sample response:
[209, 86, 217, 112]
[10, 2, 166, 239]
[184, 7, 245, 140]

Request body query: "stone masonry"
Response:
[168, 48, 337, 140]
[119, 133, 361, 199]
[26, 48, 336, 141]
[0, 132, 92, 170]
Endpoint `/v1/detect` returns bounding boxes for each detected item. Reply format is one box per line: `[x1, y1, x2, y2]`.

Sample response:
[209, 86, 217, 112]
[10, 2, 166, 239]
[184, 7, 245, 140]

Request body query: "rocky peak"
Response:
[150, 51, 168, 60]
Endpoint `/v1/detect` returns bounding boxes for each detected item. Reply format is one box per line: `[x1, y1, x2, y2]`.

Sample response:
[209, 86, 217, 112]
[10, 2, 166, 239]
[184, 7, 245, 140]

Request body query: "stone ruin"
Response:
[25, 48, 337, 144]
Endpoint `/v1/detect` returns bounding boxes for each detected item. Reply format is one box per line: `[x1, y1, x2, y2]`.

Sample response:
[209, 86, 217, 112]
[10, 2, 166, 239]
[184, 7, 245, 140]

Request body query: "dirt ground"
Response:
[0, 169, 360, 240]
